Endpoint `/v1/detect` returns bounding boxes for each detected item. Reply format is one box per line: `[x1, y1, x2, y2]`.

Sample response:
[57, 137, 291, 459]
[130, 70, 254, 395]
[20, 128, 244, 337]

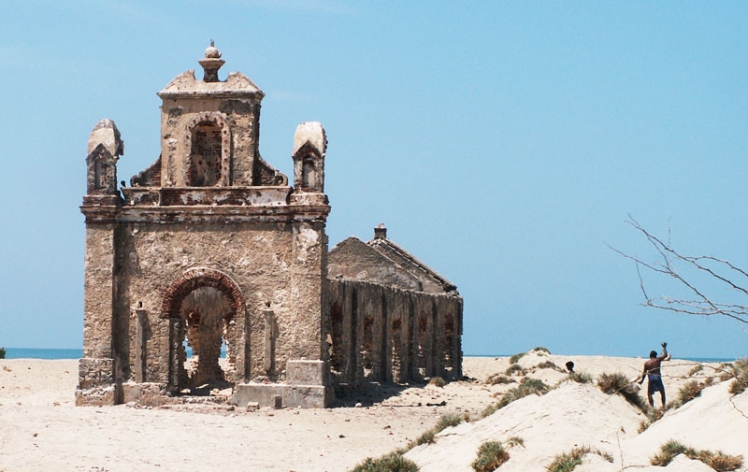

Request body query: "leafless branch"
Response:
[608, 216, 748, 325]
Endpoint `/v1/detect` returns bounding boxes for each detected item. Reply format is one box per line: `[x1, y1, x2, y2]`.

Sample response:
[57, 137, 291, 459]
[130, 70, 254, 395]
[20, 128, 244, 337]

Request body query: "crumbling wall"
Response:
[328, 279, 462, 387]
[117, 221, 325, 387]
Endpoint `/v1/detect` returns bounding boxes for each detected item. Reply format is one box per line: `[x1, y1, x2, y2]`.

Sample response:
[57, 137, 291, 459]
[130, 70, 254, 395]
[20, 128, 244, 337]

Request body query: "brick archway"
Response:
[160, 267, 244, 321]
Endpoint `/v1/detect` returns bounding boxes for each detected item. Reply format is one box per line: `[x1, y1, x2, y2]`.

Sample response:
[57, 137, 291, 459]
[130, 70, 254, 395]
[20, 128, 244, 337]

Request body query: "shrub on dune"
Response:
[471, 441, 509, 472]
[535, 361, 560, 371]
[728, 358, 748, 395]
[509, 352, 526, 364]
[567, 372, 592, 384]
[350, 452, 419, 472]
[596, 372, 647, 412]
[409, 414, 463, 448]
[428, 377, 446, 388]
[650, 440, 743, 471]
[486, 374, 514, 385]
[546, 446, 612, 472]
[505, 364, 526, 376]
[677, 380, 705, 405]
[481, 378, 550, 418]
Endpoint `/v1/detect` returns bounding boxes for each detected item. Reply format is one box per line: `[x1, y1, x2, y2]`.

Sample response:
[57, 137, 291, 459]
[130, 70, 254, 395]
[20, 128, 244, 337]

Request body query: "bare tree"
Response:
[610, 216, 748, 326]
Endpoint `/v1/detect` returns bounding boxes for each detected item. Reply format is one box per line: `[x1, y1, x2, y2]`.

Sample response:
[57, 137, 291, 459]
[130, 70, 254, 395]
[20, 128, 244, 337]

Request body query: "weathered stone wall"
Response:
[113, 220, 324, 385]
[328, 279, 462, 387]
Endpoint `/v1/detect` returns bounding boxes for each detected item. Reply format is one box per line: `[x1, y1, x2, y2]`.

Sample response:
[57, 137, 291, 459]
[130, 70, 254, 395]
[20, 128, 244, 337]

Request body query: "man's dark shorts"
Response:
[648, 375, 665, 395]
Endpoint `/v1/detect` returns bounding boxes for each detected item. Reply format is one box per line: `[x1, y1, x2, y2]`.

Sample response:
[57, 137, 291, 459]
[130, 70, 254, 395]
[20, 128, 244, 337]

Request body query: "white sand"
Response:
[1, 353, 745, 472]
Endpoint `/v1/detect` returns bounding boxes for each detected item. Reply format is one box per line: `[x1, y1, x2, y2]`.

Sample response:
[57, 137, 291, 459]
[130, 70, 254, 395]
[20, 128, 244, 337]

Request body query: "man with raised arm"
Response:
[639, 342, 671, 408]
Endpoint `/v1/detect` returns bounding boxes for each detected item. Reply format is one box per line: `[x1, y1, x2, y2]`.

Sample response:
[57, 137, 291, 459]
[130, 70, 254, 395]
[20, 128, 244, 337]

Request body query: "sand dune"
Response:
[1, 352, 745, 471]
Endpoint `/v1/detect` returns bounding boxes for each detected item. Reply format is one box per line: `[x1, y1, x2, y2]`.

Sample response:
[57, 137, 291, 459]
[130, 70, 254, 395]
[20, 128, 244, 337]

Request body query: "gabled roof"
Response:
[367, 232, 457, 293]
[328, 226, 458, 295]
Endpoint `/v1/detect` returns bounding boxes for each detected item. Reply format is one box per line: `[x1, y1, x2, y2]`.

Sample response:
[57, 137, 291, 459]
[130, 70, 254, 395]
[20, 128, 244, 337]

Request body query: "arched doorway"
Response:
[180, 286, 230, 390]
[161, 268, 246, 395]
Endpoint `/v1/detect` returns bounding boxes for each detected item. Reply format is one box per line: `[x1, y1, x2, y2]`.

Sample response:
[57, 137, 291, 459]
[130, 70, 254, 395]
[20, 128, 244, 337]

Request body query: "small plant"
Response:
[413, 429, 435, 446]
[701, 451, 744, 471]
[687, 364, 703, 377]
[428, 376, 446, 388]
[597, 372, 647, 412]
[728, 358, 748, 395]
[677, 380, 705, 405]
[505, 364, 526, 376]
[509, 352, 526, 364]
[650, 440, 696, 466]
[506, 436, 524, 448]
[472, 441, 509, 472]
[499, 378, 548, 407]
[649, 440, 743, 471]
[532, 346, 550, 354]
[409, 414, 463, 448]
[638, 408, 665, 433]
[536, 361, 559, 370]
[481, 378, 550, 417]
[546, 446, 612, 472]
[486, 374, 515, 385]
[718, 362, 735, 382]
[350, 451, 420, 472]
[568, 372, 592, 384]
[434, 414, 462, 432]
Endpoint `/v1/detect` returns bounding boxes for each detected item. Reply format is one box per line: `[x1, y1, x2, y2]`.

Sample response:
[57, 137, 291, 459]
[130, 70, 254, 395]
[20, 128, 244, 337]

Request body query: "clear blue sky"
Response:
[1, 1, 746, 358]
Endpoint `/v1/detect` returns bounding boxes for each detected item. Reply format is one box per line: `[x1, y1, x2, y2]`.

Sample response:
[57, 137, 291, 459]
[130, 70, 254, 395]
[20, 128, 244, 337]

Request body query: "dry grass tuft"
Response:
[350, 451, 420, 472]
[701, 451, 745, 471]
[428, 377, 446, 388]
[545, 446, 612, 472]
[677, 380, 705, 405]
[486, 374, 515, 386]
[649, 440, 743, 471]
[505, 364, 526, 376]
[597, 372, 647, 412]
[728, 358, 748, 395]
[471, 441, 510, 472]
[687, 364, 704, 377]
[568, 372, 592, 384]
[409, 414, 463, 448]
[509, 352, 526, 364]
[535, 361, 560, 371]
[638, 408, 665, 433]
[481, 378, 550, 418]
[506, 436, 525, 448]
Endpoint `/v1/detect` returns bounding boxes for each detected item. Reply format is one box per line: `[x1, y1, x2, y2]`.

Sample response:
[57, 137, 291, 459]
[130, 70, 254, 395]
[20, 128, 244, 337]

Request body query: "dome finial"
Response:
[199, 41, 225, 82]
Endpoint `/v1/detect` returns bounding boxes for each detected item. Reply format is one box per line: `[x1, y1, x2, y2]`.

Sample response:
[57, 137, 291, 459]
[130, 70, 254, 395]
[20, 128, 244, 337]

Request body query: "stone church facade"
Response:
[78, 45, 462, 408]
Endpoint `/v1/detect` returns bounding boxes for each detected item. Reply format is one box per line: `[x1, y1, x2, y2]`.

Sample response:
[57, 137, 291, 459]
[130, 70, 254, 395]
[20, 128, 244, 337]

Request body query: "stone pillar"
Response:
[77, 219, 118, 405]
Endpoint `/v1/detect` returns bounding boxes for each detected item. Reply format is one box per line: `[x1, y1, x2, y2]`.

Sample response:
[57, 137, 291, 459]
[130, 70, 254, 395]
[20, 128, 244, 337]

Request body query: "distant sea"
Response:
[2, 347, 226, 359]
[3, 348, 83, 359]
[1, 348, 738, 362]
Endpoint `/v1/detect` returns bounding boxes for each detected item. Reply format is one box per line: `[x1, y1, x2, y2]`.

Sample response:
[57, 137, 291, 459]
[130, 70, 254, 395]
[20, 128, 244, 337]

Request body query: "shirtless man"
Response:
[639, 342, 671, 407]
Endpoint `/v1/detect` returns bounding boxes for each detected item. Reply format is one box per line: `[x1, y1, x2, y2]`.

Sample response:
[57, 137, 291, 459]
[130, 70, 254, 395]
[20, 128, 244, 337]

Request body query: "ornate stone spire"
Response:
[198, 40, 225, 82]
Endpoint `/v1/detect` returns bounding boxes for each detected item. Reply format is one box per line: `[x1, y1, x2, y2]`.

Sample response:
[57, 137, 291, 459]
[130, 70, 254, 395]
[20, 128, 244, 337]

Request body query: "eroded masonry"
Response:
[78, 45, 463, 408]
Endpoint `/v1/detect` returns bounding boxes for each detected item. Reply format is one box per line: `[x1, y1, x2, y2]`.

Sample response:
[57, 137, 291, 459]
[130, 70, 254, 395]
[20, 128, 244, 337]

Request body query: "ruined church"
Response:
[78, 45, 463, 408]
